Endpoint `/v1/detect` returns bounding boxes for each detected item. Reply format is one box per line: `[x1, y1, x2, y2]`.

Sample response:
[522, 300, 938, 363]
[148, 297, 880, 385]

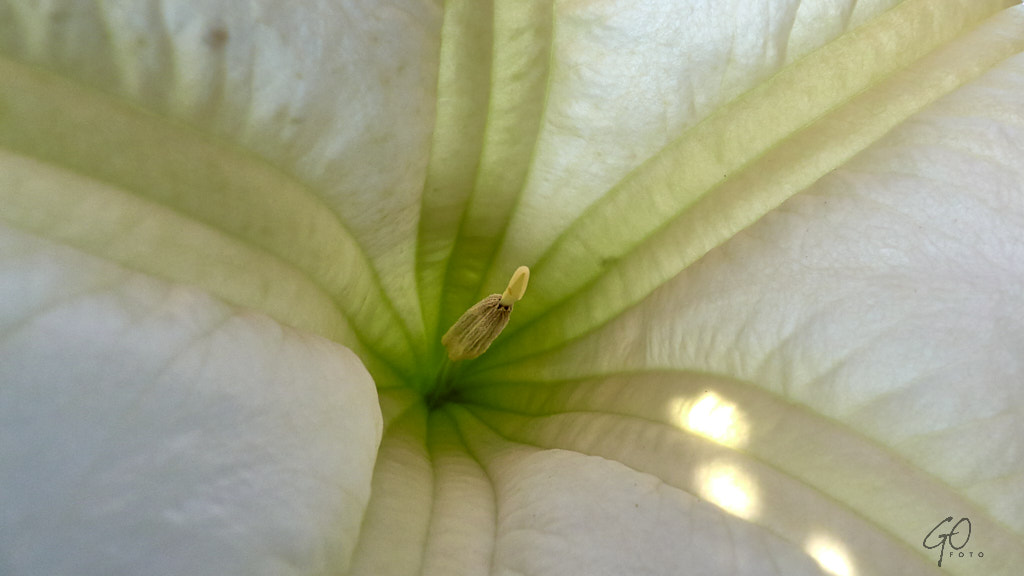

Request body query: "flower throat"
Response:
[426, 266, 529, 408]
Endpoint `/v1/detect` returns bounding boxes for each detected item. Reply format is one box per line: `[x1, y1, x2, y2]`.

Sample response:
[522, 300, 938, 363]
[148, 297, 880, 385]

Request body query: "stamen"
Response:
[441, 266, 530, 362]
[500, 266, 530, 307]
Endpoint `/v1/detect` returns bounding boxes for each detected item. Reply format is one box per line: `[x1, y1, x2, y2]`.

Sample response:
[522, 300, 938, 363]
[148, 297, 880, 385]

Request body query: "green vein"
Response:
[348, 403, 433, 576]
[457, 371, 1024, 574]
[0, 55, 417, 379]
[478, 0, 1024, 370]
[435, 0, 556, 341]
[416, 0, 496, 350]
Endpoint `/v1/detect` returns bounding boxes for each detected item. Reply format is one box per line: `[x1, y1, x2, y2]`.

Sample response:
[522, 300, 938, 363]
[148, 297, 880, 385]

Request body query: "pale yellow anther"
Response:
[442, 266, 530, 362]
[500, 266, 530, 307]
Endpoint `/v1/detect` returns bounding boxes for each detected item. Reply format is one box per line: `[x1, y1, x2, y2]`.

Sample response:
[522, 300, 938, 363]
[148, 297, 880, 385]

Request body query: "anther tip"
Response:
[501, 266, 530, 306]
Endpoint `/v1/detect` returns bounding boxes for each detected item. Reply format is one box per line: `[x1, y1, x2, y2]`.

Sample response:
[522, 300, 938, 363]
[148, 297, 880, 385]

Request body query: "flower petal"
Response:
[426, 0, 915, 335]
[418, 0, 556, 340]
[1, 0, 443, 353]
[472, 33, 1024, 574]
[480, 0, 1022, 364]
[0, 225, 382, 575]
[449, 406, 830, 576]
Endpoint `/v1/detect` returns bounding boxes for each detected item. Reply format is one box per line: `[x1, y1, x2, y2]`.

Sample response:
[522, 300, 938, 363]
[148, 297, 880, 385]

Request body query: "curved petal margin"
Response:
[0, 225, 383, 576]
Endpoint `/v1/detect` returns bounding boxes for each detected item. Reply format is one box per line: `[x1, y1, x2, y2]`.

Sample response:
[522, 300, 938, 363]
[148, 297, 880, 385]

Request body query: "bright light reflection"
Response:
[696, 462, 759, 520]
[671, 392, 749, 448]
[806, 535, 854, 576]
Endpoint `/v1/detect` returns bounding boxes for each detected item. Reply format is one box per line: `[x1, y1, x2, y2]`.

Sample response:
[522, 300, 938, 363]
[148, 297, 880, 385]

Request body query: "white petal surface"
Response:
[450, 407, 830, 576]
[484, 0, 1021, 354]
[474, 43, 1024, 575]
[0, 225, 382, 576]
[479, 0, 926, 298]
[2, 0, 1024, 575]
[0, 0, 443, 346]
[351, 404, 834, 576]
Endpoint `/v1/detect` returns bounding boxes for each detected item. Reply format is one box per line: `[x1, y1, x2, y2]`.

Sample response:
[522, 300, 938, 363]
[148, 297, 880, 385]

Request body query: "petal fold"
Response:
[1, 0, 445, 356]
[481, 0, 1021, 366]
[0, 225, 382, 575]
[474, 36, 1024, 574]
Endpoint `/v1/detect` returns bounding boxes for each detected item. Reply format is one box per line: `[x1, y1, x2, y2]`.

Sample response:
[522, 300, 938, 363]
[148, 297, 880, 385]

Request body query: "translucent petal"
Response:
[475, 36, 1024, 574]
[0, 0, 444, 354]
[0, 225, 382, 575]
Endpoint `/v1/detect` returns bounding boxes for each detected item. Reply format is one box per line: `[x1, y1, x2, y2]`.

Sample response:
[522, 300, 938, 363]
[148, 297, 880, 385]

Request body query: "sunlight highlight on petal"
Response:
[670, 392, 749, 448]
[805, 535, 855, 576]
[695, 461, 759, 521]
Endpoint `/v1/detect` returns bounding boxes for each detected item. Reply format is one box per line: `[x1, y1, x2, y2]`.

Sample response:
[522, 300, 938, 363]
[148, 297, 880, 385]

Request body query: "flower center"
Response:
[425, 266, 530, 408]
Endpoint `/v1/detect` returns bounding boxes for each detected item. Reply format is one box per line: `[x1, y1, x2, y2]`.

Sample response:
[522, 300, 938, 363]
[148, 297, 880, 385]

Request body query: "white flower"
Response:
[2, 0, 1023, 574]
